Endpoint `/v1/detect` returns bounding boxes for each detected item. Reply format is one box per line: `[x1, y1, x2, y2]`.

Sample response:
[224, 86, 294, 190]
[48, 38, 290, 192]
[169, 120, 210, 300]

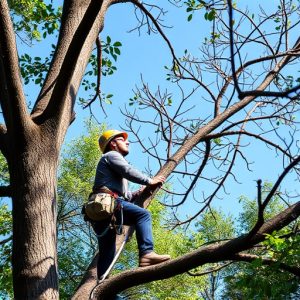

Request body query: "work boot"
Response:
[139, 251, 171, 267]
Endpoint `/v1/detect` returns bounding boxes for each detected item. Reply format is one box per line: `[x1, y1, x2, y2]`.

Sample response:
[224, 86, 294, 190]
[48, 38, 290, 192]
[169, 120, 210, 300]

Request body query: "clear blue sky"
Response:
[18, 1, 300, 222]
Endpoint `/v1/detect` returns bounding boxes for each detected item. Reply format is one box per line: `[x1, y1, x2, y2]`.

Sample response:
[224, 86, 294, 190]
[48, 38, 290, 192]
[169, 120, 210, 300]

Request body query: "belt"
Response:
[93, 186, 120, 199]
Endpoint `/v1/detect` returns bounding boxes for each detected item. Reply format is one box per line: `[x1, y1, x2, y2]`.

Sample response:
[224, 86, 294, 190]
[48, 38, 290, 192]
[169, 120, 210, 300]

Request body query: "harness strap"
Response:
[93, 186, 120, 199]
[92, 198, 124, 238]
[95, 224, 112, 238]
[114, 200, 123, 235]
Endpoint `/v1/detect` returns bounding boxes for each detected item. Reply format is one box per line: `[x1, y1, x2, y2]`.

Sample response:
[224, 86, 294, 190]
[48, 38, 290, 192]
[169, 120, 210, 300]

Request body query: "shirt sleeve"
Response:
[105, 151, 151, 185]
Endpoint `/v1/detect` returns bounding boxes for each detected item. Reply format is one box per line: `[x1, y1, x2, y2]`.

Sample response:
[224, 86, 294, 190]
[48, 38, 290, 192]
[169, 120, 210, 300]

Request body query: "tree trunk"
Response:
[0, 0, 126, 298]
[11, 126, 60, 299]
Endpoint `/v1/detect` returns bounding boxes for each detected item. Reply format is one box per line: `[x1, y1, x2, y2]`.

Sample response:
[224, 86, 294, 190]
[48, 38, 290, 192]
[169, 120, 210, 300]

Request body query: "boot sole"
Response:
[139, 258, 170, 267]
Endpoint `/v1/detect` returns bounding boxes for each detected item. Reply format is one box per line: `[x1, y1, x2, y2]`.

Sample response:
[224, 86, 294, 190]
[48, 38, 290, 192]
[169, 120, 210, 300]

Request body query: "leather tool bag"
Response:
[84, 193, 115, 221]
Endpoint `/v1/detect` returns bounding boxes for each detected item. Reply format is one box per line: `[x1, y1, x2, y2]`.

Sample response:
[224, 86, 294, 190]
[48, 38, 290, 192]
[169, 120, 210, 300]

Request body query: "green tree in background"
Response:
[195, 209, 235, 299]
[0, 150, 12, 299]
[0, 200, 12, 299]
[56, 122, 103, 299]
[8, 0, 61, 41]
[222, 184, 300, 299]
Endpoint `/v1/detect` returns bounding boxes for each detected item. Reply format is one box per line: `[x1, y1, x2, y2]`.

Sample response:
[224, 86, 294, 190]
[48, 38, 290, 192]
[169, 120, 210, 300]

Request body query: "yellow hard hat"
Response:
[98, 129, 128, 153]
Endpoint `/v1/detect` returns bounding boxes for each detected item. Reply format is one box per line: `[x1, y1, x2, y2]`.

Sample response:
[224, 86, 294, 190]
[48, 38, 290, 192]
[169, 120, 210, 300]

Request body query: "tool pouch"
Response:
[84, 193, 115, 221]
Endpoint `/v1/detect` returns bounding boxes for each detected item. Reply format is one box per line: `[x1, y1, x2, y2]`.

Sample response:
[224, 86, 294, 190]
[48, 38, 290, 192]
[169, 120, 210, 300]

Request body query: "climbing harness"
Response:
[83, 186, 120, 222]
[82, 187, 128, 299]
[92, 199, 123, 238]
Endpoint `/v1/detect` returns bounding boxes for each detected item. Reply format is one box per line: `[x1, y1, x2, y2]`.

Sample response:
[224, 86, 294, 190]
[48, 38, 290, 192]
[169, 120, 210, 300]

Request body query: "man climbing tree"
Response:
[88, 129, 170, 280]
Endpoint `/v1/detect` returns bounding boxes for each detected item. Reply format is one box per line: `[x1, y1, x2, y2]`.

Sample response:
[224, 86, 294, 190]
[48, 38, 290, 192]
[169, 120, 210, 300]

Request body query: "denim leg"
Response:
[93, 220, 116, 279]
[117, 198, 154, 256]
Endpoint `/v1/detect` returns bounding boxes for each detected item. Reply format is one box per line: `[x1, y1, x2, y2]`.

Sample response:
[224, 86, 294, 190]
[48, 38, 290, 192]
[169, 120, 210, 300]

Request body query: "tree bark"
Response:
[10, 125, 59, 299]
[72, 254, 98, 300]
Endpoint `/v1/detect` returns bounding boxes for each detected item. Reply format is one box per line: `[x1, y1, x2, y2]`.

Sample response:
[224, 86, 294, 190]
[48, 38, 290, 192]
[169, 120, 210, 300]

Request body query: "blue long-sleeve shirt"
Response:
[93, 151, 151, 200]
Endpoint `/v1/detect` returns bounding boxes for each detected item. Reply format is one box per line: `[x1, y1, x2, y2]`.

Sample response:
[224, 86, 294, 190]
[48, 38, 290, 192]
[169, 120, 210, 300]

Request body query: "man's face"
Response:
[110, 136, 129, 156]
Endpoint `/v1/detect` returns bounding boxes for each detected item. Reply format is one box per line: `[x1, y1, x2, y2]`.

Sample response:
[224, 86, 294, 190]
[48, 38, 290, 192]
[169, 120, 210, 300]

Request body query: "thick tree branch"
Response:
[34, 0, 107, 125]
[93, 201, 300, 299]
[31, 0, 93, 119]
[0, 0, 31, 133]
[72, 253, 98, 300]
[31, 0, 127, 124]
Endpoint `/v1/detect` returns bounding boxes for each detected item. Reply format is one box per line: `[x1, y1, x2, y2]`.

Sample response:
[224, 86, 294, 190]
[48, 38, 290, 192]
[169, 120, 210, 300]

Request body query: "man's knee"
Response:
[140, 208, 151, 221]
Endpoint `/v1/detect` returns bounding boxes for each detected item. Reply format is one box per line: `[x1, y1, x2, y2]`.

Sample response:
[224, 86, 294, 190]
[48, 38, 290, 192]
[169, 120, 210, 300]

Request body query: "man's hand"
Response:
[148, 175, 166, 186]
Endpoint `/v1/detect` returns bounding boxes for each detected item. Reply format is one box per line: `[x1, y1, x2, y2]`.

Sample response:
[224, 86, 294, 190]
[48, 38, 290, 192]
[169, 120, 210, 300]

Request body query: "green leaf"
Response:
[114, 47, 121, 55]
[113, 41, 122, 47]
[213, 138, 222, 145]
[207, 10, 216, 21]
[251, 258, 263, 268]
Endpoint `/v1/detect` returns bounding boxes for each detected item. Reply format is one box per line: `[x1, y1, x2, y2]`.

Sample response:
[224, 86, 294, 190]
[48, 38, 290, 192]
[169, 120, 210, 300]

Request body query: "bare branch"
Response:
[227, 0, 300, 99]
[187, 262, 233, 277]
[205, 130, 293, 159]
[164, 140, 211, 208]
[0, 185, 11, 197]
[248, 155, 300, 237]
[0, 235, 12, 246]
[83, 36, 107, 117]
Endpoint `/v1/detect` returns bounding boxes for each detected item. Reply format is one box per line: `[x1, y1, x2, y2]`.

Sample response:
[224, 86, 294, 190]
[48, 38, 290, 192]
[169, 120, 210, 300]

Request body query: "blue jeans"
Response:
[93, 198, 154, 279]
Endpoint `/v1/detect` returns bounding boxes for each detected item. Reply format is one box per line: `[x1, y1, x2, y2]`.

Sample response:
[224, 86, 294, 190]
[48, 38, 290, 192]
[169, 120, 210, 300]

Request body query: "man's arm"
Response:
[106, 151, 165, 186]
[106, 151, 151, 184]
